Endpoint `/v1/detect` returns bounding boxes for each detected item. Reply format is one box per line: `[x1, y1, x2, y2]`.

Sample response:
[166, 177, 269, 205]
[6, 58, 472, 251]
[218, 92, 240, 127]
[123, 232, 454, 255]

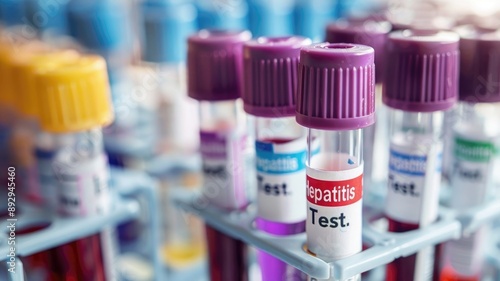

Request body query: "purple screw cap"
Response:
[296, 43, 375, 131]
[187, 29, 252, 101]
[456, 26, 500, 103]
[325, 20, 391, 83]
[383, 30, 459, 112]
[242, 36, 312, 117]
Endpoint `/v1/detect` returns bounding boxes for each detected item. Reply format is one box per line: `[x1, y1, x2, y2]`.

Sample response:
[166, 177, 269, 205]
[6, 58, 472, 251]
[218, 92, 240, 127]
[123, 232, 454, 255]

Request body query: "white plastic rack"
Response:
[0, 168, 163, 281]
[174, 188, 500, 280]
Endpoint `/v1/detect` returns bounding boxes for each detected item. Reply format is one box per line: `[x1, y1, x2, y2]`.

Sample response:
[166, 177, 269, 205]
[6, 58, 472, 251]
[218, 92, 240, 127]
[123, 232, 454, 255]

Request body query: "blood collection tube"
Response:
[139, 0, 198, 155]
[10, 51, 80, 281]
[440, 26, 500, 281]
[187, 29, 252, 281]
[35, 55, 116, 281]
[139, 0, 203, 267]
[0, 41, 51, 207]
[296, 43, 376, 281]
[11, 50, 79, 206]
[325, 18, 391, 192]
[382, 30, 459, 281]
[242, 36, 312, 281]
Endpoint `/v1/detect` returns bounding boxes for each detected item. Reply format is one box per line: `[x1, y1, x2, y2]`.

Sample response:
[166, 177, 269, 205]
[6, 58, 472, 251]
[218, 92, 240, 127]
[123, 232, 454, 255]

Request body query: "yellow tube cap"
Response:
[12, 50, 80, 118]
[0, 41, 50, 109]
[36, 55, 114, 133]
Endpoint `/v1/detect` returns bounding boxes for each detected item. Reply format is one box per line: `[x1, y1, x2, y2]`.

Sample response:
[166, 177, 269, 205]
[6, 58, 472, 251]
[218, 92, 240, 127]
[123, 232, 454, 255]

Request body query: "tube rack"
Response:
[0, 168, 163, 281]
[173, 188, 500, 280]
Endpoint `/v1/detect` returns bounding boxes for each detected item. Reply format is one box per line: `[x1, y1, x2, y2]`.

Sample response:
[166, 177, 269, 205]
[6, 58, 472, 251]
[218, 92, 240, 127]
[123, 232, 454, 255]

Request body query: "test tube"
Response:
[325, 18, 391, 192]
[11, 50, 80, 206]
[0, 41, 52, 202]
[139, 0, 203, 267]
[35, 55, 116, 281]
[187, 29, 251, 281]
[383, 30, 459, 281]
[296, 43, 376, 281]
[242, 36, 312, 281]
[139, 0, 198, 154]
[440, 26, 500, 281]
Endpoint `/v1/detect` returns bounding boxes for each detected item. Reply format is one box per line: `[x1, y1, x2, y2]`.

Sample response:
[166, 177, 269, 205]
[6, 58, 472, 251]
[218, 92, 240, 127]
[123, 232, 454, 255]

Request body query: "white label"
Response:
[54, 154, 111, 217]
[255, 137, 310, 223]
[200, 130, 247, 210]
[384, 136, 442, 225]
[306, 153, 363, 261]
[450, 133, 497, 209]
[443, 132, 497, 277]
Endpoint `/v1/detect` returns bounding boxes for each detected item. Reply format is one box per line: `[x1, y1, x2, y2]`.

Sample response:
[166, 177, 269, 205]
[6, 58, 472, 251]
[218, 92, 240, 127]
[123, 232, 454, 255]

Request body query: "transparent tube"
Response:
[371, 84, 390, 186]
[199, 100, 248, 281]
[307, 129, 362, 170]
[440, 102, 500, 281]
[8, 116, 36, 202]
[103, 66, 157, 163]
[306, 128, 363, 281]
[48, 128, 117, 281]
[385, 109, 444, 281]
[155, 63, 199, 153]
[254, 116, 306, 281]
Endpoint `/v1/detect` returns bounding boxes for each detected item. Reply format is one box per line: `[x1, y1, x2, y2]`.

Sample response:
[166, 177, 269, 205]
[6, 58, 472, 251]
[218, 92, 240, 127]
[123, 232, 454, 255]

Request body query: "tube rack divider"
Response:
[173, 190, 500, 280]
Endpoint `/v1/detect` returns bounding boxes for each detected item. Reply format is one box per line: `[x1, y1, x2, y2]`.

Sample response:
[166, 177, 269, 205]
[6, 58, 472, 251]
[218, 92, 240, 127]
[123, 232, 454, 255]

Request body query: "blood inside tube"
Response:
[385, 219, 420, 281]
[206, 225, 248, 281]
[200, 122, 248, 281]
[52, 234, 107, 281]
[17, 223, 54, 281]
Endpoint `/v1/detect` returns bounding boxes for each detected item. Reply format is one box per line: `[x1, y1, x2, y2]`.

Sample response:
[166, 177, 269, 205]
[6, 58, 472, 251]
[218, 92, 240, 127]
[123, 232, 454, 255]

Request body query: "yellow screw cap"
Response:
[36, 55, 114, 133]
[11, 50, 80, 118]
[0, 41, 50, 109]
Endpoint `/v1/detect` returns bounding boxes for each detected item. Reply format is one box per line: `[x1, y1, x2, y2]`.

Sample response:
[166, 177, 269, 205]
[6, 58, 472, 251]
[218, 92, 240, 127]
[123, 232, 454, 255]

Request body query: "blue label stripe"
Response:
[255, 140, 306, 174]
[389, 149, 427, 176]
[255, 140, 320, 174]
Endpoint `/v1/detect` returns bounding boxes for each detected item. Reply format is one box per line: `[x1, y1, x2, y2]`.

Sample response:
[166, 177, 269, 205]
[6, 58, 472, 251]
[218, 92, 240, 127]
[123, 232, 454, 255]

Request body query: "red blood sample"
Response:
[206, 225, 248, 281]
[386, 218, 432, 281]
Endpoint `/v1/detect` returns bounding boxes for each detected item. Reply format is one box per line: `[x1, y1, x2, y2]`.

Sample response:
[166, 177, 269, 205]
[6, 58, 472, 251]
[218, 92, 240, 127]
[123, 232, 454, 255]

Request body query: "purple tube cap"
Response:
[325, 20, 391, 83]
[456, 25, 500, 103]
[242, 36, 312, 117]
[296, 43, 376, 131]
[187, 29, 252, 101]
[383, 30, 460, 112]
